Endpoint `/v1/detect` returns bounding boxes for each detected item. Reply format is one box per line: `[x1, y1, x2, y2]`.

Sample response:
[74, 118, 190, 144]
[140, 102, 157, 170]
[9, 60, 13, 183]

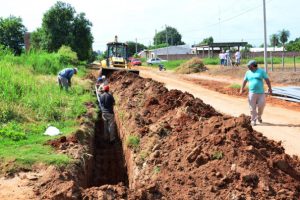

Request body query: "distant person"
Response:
[240, 60, 272, 126]
[225, 50, 232, 66]
[57, 68, 78, 91]
[99, 85, 116, 144]
[219, 51, 226, 66]
[234, 51, 241, 66]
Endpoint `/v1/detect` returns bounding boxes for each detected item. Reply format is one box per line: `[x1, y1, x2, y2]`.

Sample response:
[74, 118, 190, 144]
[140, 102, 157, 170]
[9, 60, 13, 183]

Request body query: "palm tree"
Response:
[278, 29, 290, 69]
[278, 29, 290, 50]
[270, 34, 279, 51]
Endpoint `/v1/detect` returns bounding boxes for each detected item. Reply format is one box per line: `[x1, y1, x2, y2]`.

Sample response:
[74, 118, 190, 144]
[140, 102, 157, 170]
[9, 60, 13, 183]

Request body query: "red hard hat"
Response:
[103, 85, 109, 91]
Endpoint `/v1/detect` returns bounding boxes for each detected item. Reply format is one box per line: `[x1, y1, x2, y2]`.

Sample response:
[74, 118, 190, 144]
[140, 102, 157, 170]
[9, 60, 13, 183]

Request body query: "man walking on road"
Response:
[58, 68, 78, 91]
[240, 60, 272, 126]
[99, 85, 116, 144]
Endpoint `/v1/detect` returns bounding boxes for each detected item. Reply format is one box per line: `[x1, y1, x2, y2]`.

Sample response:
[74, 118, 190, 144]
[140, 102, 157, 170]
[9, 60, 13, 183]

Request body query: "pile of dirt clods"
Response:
[108, 71, 300, 199]
[37, 71, 300, 199]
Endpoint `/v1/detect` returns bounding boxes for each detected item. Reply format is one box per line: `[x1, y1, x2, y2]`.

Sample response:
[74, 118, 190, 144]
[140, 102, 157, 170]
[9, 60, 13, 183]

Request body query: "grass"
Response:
[228, 83, 241, 89]
[126, 135, 140, 150]
[143, 56, 300, 72]
[0, 52, 93, 172]
[212, 151, 224, 160]
[153, 166, 161, 174]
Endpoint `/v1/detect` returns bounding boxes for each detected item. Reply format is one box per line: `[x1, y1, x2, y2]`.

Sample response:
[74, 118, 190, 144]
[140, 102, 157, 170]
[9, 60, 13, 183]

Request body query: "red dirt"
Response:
[109, 71, 300, 199]
[5, 70, 300, 199]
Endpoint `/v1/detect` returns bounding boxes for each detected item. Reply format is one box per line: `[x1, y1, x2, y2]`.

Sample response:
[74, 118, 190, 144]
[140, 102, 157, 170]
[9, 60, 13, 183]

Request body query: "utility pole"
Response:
[263, 0, 268, 72]
[165, 25, 169, 60]
[135, 38, 137, 55]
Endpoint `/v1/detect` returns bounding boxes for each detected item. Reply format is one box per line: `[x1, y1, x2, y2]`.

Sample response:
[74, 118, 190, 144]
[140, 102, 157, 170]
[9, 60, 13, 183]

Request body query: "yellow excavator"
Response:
[99, 36, 139, 76]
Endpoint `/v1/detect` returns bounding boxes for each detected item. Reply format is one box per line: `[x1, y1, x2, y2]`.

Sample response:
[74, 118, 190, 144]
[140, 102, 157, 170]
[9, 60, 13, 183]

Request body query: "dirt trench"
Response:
[35, 71, 300, 199]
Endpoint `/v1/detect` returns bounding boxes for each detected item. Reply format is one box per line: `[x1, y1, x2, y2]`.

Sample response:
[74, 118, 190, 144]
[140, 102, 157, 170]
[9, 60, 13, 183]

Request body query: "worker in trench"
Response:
[240, 60, 272, 126]
[99, 85, 117, 144]
[57, 67, 78, 91]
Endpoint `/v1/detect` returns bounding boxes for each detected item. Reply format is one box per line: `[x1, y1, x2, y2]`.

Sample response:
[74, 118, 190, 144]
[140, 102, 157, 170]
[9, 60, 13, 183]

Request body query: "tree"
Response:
[33, 1, 94, 61]
[269, 34, 279, 50]
[278, 29, 290, 50]
[30, 28, 47, 50]
[154, 26, 184, 46]
[42, 1, 75, 52]
[71, 13, 93, 61]
[0, 16, 27, 55]
[200, 36, 214, 45]
[126, 41, 146, 57]
[286, 38, 300, 51]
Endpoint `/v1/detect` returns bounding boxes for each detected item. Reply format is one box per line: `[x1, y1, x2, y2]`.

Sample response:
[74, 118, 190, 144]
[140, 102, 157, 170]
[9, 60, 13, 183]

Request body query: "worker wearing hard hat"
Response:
[57, 68, 78, 91]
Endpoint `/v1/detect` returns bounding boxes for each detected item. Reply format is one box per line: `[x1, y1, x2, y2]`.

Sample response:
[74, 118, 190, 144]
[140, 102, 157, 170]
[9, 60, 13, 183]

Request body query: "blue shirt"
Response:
[244, 68, 268, 94]
[58, 68, 75, 80]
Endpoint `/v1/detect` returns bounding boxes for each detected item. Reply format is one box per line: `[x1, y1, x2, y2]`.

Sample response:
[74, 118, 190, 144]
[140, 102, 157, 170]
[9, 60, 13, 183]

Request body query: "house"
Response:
[138, 45, 192, 59]
[249, 47, 284, 52]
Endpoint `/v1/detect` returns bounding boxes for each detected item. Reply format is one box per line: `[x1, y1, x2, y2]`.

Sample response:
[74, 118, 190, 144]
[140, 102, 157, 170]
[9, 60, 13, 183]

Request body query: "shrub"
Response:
[57, 45, 78, 65]
[0, 122, 26, 141]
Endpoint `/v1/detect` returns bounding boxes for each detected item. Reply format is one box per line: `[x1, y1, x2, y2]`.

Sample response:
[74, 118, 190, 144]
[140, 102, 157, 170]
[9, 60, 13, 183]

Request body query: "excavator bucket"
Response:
[101, 67, 139, 77]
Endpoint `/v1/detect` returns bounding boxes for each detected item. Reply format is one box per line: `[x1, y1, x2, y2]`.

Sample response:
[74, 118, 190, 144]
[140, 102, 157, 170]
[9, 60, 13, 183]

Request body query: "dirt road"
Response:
[140, 68, 300, 157]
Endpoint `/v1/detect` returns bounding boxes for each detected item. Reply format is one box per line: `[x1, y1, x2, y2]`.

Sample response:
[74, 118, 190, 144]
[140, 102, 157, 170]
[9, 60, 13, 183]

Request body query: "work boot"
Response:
[257, 117, 263, 123]
[251, 120, 256, 126]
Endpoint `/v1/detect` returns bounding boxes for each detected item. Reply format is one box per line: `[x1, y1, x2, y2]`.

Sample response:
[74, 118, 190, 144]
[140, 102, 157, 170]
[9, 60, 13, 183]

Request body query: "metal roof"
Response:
[272, 87, 300, 103]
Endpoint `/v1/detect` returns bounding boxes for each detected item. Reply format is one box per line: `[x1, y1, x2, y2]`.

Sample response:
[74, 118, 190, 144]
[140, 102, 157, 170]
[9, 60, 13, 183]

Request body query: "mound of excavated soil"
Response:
[175, 57, 207, 74]
[33, 71, 300, 200]
[108, 71, 300, 199]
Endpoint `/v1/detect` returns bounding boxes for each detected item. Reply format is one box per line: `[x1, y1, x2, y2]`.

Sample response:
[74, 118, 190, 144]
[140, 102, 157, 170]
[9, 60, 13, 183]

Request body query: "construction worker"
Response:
[240, 60, 272, 126]
[99, 85, 116, 144]
[57, 68, 78, 91]
[96, 75, 108, 93]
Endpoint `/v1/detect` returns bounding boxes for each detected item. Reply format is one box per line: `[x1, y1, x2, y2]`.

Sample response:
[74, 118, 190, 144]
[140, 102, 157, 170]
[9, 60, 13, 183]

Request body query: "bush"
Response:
[175, 57, 207, 74]
[57, 45, 78, 65]
[0, 122, 26, 141]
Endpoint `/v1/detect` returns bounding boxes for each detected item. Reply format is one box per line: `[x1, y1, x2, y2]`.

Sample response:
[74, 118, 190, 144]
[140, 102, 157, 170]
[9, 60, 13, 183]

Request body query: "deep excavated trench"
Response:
[90, 116, 128, 187]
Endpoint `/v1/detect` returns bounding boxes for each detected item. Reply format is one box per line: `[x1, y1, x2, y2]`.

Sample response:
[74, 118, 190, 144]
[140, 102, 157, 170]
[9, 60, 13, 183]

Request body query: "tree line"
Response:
[0, 1, 94, 61]
[1, 1, 299, 60]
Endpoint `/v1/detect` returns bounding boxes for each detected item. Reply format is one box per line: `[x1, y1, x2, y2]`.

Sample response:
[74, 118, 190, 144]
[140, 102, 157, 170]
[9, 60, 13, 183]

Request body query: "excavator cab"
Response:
[100, 36, 139, 76]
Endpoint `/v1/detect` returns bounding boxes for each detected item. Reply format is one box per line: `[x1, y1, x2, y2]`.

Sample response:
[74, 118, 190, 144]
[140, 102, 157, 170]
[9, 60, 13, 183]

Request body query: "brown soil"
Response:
[1, 70, 300, 199]
[108, 71, 300, 199]
[184, 77, 300, 112]
[206, 66, 300, 86]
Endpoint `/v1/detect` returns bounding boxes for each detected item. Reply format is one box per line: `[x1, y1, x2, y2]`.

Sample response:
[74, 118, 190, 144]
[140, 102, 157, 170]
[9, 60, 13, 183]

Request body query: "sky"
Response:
[0, 0, 299, 51]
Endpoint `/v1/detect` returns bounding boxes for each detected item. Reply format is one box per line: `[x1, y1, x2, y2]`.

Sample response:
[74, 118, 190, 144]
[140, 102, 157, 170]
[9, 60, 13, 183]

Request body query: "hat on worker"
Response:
[97, 77, 103, 82]
[247, 60, 257, 67]
[103, 85, 109, 92]
[101, 75, 106, 79]
[73, 67, 78, 73]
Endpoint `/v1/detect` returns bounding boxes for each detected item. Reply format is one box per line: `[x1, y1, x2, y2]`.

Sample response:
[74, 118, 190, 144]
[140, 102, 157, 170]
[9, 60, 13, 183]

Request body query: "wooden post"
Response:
[271, 52, 274, 72]
[294, 55, 296, 72]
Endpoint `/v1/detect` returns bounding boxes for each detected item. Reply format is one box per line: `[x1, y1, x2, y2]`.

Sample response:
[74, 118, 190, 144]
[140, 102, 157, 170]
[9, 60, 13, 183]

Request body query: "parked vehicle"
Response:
[131, 58, 142, 66]
[147, 58, 167, 65]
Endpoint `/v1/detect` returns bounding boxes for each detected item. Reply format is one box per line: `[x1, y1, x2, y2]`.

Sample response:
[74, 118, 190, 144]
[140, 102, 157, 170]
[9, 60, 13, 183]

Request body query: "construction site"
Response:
[0, 66, 299, 199]
[1, 1, 300, 199]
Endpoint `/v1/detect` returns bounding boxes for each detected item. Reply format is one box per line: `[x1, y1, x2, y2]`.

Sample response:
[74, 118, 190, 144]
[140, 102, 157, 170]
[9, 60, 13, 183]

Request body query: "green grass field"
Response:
[0, 52, 93, 172]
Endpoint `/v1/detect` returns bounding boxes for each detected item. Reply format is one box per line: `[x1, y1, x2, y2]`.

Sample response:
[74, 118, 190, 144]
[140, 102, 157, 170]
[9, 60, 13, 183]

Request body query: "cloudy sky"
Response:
[1, 0, 299, 51]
